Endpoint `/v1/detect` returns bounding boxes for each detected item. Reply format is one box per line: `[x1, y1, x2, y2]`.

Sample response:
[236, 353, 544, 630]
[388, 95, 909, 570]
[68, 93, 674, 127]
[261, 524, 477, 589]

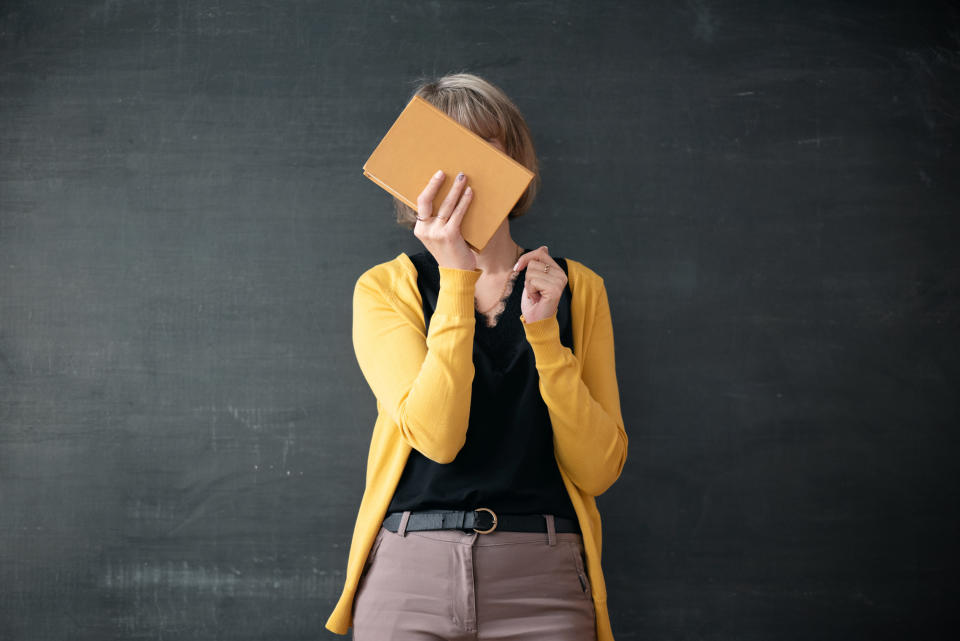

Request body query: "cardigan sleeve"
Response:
[520, 279, 628, 496]
[353, 264, 482, 464]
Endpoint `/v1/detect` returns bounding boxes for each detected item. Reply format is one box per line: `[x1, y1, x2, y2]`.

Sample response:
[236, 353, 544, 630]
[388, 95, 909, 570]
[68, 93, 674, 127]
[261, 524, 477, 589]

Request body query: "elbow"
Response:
[420, 434, 467, 464]
[426, 444, 463, 464]
[581, 470, 622, 497]
[602, 433, 629, 494]
[581, 473, 618, 498]
[571, 469, 616, 497]
[600, 431, 628, 493]
[397, 411, 468, 464]
[578, 432, 628, 497]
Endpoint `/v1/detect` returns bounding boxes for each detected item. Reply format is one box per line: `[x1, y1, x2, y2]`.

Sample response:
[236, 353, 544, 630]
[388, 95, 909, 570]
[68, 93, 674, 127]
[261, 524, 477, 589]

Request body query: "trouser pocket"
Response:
[565, 540, 592, 599]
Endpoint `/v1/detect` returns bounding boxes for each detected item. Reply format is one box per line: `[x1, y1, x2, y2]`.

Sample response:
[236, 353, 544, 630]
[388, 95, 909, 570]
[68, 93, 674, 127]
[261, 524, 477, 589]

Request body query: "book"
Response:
[362, 95, 535, 253]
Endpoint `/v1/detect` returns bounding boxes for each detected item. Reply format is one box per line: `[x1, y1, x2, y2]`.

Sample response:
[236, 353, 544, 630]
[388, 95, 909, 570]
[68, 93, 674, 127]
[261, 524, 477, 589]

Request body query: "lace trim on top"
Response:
[476, 269, 522, 328]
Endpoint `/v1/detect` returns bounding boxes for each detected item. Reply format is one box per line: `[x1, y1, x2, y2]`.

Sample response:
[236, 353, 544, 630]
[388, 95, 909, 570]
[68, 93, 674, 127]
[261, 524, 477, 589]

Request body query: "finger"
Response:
[522, 276, 551, 302]
[447, 184, 473, 228]
[513, 245, 550, 271]
[517, 257, 547, 274]
[416, 169, 447, 219]
[527, 259, 558, 275]
[437, 171, 467, 218]
[523, 272, 563, 296]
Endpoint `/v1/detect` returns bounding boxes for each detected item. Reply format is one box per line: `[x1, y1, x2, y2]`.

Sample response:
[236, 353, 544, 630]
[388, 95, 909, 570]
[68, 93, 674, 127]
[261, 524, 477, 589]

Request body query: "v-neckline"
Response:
[474, 246, 528, 329]
[414, 247, 529, 330]
[476, 267, 523, 329]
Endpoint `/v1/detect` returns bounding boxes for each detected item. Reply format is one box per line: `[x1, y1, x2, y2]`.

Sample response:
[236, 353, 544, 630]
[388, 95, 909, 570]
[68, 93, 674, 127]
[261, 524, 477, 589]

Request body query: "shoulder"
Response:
[562, 257, 613, 327]
[563, 256, 606, 295]
[354, 253, 421, 305]
[356, 253, 412, 284]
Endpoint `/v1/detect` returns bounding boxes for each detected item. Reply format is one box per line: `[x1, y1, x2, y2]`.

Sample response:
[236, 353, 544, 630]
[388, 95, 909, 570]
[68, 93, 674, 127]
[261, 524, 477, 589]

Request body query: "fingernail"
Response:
[512, 261, 519, 271]
[434, 170, 444, 178]
[457, 172, 465, 181]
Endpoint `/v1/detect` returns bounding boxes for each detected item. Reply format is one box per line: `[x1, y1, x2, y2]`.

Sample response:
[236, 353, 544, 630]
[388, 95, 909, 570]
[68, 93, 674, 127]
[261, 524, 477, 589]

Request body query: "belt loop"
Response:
[398, 510, 411, 537]
[544, 514, 556, 546]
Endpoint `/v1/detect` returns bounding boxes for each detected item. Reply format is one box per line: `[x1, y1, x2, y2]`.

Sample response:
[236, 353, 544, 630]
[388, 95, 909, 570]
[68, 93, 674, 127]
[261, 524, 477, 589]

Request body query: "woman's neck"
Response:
[472, 220, 521, 275]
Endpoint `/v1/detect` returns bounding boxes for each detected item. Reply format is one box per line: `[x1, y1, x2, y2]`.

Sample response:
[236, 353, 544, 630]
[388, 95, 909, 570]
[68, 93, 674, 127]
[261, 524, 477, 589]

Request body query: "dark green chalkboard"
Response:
[1, 1, 958, 639]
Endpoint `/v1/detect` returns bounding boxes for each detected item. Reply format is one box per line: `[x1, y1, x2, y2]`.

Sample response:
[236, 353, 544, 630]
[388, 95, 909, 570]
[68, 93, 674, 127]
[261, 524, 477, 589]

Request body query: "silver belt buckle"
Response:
[472, 507, 498, 534]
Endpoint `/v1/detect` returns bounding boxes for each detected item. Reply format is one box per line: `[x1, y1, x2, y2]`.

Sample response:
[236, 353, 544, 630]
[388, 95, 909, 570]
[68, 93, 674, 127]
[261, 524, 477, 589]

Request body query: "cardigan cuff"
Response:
[520, 312, 563, 346]
[435, 266, 482, 317]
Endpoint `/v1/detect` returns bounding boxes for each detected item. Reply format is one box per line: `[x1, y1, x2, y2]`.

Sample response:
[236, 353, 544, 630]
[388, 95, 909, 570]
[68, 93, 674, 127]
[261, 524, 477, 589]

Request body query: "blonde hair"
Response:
[391, 72, 541, 229]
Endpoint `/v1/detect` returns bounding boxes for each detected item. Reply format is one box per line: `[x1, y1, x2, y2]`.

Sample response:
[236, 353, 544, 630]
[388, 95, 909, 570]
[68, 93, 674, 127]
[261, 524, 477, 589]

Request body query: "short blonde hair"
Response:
[391, 72, 541, 229]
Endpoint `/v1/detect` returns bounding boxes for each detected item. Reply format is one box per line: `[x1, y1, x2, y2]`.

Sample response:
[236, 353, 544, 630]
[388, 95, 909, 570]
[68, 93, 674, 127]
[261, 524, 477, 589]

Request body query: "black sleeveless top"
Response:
[386, 248, 579, 522]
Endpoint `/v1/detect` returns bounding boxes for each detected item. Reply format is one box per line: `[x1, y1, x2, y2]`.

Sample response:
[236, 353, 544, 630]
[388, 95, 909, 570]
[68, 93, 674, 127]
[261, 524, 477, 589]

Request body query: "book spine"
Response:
[362, 171, 418, 211]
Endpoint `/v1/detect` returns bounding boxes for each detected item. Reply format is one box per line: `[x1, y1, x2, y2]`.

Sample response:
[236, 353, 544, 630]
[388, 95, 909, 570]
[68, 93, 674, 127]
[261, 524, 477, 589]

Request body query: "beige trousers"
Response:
[352, 512, 597, 640]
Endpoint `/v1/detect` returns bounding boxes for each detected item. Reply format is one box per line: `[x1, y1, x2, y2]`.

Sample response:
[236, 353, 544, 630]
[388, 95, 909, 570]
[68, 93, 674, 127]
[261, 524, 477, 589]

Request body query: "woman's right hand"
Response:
[414, 169, 477, 271]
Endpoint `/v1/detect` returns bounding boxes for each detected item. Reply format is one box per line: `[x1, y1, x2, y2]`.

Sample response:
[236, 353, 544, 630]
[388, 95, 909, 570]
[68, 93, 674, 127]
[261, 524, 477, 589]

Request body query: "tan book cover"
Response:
[362, 95, 535, 253]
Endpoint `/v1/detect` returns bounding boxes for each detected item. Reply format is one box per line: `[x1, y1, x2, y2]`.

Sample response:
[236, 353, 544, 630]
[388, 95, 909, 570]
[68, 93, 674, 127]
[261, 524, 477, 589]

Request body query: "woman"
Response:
[325, 73, 628, 641]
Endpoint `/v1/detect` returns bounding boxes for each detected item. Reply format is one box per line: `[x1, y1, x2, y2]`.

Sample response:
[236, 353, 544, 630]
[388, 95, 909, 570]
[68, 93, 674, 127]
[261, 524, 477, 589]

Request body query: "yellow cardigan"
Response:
[325, 251, 628, 640]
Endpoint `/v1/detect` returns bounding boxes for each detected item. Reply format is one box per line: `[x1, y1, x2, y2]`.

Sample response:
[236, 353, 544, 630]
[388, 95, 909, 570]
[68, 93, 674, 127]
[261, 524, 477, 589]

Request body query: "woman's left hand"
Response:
[514, 245, 567, 323]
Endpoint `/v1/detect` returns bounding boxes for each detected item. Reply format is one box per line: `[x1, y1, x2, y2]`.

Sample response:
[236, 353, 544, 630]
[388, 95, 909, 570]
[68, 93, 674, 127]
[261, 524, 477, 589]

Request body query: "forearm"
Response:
[353, 265, 482, 464]
[521, 313, 628, 496]
[398, 266, 481, 462]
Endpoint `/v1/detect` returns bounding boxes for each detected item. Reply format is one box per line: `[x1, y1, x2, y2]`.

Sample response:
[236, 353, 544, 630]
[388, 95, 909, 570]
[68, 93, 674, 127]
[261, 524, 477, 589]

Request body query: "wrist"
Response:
[436, 266, 482, 317]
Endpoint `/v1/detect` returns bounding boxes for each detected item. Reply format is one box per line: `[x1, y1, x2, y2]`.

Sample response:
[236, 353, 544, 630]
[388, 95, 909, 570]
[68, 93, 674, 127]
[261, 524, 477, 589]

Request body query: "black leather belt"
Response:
[382, 508, 581, 535]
